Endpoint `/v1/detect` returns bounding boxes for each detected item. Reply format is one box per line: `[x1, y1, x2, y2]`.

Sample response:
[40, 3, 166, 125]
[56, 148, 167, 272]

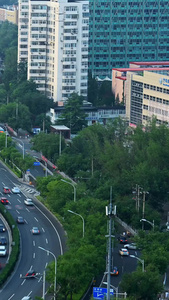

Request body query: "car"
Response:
[119, 248, 129, 256]
[16, 216, 25, 224]
[0, 246, 7, 256]
[0, 224, 6, 232]
[118, 236, 128, 244]
[0, 197, 9, 205]
[111, 266, 119, 275]
[0, 236, 7, 245]
[3, 187, 11, 194]
[31, 227, 40, 235]
[24, 198, 34, 206]
[124, 243, 137, 250]
[12, 186, 20, 193]
[25, 270, 36, 278]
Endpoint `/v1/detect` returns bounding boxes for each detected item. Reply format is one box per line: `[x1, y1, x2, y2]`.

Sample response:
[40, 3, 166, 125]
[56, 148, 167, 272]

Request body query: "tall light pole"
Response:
[68, 209, 84, 238]
[61, 179, 76, 202]
[140, 218, 154, 231]
[12, 137, 25, 159]
[130, 255, 144, 272]
[38, 246, 57, 300]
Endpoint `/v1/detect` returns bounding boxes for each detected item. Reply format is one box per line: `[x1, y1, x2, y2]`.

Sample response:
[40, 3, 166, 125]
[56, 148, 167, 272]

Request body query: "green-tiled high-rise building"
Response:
[89, 0, 169, 78]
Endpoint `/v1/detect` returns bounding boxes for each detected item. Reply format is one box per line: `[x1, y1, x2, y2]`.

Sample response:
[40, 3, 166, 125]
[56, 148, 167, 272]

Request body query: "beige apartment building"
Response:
[112, 62, 169, 127]
[126, 70, 169, 127]
[0, 6, 18, 25]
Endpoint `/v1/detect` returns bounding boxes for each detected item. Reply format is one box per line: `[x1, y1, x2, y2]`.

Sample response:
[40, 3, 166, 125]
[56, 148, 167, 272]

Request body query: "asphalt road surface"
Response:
[0, 163, 66, 300]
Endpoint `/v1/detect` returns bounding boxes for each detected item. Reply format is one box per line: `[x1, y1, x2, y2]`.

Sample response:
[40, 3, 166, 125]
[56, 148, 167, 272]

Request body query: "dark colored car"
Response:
[3, 187, 11, 194]
[25, 270, 36, 278]
[111, 266, 119, 276]
[0, 236, 7, 245]
[0, 224, 6, 232]
[1, 197, 9, 205]
[16, 216, 25, 224]
[118, 236, 128, 244]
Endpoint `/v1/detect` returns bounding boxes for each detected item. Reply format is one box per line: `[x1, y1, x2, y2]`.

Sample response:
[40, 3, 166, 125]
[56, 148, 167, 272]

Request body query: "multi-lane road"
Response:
[0, 163, 66, 300]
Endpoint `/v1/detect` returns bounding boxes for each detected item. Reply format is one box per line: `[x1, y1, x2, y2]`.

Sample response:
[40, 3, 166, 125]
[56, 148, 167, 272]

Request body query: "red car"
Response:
[25, 270, 36, 278]
[3, 187, 11, 194]
[1, 197, 9, 205]
[111, 267, 119, 276]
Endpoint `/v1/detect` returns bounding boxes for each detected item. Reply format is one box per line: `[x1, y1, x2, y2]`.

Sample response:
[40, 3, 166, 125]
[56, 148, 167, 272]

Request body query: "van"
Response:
[0, 246, 7, 256]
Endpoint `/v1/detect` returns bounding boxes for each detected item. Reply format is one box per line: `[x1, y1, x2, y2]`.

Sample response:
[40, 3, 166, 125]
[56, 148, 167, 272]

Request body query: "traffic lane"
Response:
[110, 242, 138, 288]
[0, 164, 22, 189]
[1, 201, 63, 300]
[0, 205, 45, 300]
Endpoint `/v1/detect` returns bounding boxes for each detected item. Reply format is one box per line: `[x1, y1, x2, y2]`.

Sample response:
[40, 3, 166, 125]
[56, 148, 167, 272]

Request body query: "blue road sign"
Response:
[93, 287, 114, 299]
[33, 162, 40, 166]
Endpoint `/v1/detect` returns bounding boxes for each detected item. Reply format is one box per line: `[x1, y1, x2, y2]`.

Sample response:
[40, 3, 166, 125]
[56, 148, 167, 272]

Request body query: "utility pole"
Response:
[42, 270, 46, 299]
[106, 187, 116, 300]
[142, 191, 149, 230]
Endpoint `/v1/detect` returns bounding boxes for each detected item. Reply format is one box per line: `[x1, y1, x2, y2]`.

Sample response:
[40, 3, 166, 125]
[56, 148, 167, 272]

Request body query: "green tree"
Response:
[87, 72, 98, 105]
[0, 102, 31, 131]
[120, 269, 162, 300]
[98, 80, 115, 106]
[31, 132, 66, 163]
[57, 93, 87, 134]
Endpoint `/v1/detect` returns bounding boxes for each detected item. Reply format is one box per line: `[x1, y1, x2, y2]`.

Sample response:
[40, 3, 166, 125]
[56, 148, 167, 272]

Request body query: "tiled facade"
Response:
[89, 0, 169, 78]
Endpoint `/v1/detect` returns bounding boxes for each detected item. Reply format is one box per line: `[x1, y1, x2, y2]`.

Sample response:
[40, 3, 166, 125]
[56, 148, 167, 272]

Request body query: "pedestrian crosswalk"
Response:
[18, 185, 38, 195]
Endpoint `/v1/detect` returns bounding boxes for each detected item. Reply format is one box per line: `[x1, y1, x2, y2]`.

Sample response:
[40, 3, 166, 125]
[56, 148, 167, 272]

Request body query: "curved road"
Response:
[0, 163, 66, 300]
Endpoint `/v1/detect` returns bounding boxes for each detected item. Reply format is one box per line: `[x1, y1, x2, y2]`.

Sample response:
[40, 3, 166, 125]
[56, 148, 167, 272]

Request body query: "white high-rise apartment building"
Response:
[18, 0, 89, 103]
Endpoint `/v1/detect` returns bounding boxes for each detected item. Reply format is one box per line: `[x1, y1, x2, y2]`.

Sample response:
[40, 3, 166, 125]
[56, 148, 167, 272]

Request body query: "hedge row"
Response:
[0, 204, 20, 286]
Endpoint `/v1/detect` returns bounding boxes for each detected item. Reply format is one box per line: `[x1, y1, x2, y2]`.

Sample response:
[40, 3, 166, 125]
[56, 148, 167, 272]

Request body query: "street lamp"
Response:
[12, 137, 25, 159]
[61, 179, 76, 202]
[140, 218, 154, 231]
[38, 246, 57, 300]
[68, 209, 85, 238]
[130, 255, 144, 272]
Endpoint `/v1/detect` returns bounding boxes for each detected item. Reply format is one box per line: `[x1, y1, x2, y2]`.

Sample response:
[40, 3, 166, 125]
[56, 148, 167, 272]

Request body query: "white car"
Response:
[0, 246, 7, 256]
[124, 243, 137, 250]
[12, 186, 20, 194]
[24, 198, 34, 206]
[119, 248, 129, 256]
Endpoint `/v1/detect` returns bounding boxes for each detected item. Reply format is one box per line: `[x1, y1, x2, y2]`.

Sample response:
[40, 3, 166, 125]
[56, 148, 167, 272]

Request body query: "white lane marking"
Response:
[33, 241, 35, 247]
[33, 252, 35, 259]
[25, 219, 28, 224]
[45, 262, 48, 268]
[34, 217, 38, 222]
[46, 238, 48, 244]
[26, 208, 30, 212]
[35, 204, 63, 255]
[17, 199, 21, 203]
[42, 228, 45, 232]
[18, 194, 21, 197]
[2, 182, 5, 186]
[38, 276, 42, 283]
[21, 279, 26, 285]
[7, 294, 15, 300]
[16, 210, 20, 214]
